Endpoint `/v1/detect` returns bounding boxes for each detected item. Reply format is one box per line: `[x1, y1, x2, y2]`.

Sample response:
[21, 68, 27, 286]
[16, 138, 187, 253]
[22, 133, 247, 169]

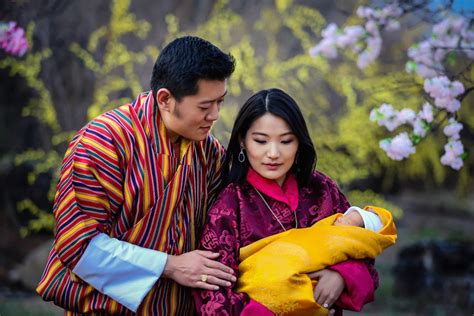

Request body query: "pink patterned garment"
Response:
[193, 169, 378, 315]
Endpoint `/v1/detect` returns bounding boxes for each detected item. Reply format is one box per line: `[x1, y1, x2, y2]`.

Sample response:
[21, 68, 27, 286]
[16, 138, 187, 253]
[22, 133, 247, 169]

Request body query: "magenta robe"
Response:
[194, 169, 377, 315]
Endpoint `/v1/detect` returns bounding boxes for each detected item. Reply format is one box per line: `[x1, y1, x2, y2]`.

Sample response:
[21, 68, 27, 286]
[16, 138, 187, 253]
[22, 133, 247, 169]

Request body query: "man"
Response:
[37, 36, 236, 315]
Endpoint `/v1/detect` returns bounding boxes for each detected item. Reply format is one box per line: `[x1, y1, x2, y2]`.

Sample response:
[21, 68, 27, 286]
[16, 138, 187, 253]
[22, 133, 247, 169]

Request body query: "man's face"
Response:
[160, 79, 227, 142]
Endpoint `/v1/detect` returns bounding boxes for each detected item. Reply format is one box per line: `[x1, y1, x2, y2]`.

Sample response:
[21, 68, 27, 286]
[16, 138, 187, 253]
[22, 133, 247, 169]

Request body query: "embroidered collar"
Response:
[246, 168, 299, 211]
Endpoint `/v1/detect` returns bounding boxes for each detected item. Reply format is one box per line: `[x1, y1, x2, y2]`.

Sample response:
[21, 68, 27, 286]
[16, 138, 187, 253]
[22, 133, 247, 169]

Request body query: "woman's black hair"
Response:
[221, 88, 317, 188]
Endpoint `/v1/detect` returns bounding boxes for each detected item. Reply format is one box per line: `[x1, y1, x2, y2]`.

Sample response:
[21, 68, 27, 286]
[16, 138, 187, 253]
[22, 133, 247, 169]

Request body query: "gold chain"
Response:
[254, 188, 298, 231]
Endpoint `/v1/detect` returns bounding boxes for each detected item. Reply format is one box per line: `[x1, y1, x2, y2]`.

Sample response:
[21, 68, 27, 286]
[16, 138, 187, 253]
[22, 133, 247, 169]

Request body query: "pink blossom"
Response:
[407, 15, 473, 79]
[424, 77, 464, 108]
[382, 4, 403, 18]
[337, 25, 365, 48]
[451, 16, 468, 32]
[385, 20, 400, 31]
[357, 51, 372, 69]
[397, 108, 416, 124]
[440, 152, 463, 170]
[408, 41, 433, 65]
[435, 98, 461, 113]
[357, 35, 381, 68]
[440, 140, 464, 170]
[431, 16, 470, 51]
[446, 139, 464, 155]
[309, 24, 339, 58]
[380, 132, 416, 160]
[406, 41, 444, 78]
[433, 48, 447, 63]
[370, 103, 400, 131]
[309, 38, 338, 58]
[356, 6, 375, 19]
[0, 22, 28, 56]
[433, 19, 450, 35]
[418, 103, 434, 123]
[412, 118, 427, 137]
[322, 23, 339, 38]
[443, 118, 463, 140]
[365, 20, 379, 36]
[451, 81, 465, 96]
[416, 63, 439, 78]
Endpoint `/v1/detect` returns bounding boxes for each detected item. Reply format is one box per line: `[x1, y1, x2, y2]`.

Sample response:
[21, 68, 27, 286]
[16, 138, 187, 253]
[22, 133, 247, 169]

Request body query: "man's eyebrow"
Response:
[199, 90, 228, 104]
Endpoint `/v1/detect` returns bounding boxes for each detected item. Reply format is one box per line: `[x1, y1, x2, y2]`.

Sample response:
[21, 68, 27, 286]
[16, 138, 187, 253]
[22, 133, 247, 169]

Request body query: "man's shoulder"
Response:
[91, 104, 134, 129]
[71, 104, 135, 150]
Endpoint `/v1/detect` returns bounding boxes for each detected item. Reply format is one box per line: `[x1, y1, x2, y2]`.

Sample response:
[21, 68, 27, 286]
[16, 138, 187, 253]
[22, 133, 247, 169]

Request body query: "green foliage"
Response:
[17, 199, 56, 237]
[3, 0, 473, 234]
[70, 0, 152, 119]
[0, 23, 63, 235]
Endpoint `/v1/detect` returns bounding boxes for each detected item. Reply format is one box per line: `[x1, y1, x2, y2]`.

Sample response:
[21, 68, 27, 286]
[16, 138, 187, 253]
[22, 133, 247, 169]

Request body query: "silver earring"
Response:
[238, 146, 246, 163]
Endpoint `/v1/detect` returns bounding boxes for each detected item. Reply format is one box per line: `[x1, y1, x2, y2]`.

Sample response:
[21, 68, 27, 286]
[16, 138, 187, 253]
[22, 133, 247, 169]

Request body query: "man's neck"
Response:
[165, 128, 180, 144]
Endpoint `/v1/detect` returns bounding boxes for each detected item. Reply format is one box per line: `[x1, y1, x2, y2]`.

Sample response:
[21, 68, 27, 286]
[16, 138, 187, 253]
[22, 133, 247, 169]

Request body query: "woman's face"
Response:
[243, 113, 299, 186]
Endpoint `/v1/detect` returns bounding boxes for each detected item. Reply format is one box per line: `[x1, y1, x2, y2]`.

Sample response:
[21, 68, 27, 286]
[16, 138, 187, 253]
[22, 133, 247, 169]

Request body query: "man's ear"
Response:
[155, 88, 174, 113]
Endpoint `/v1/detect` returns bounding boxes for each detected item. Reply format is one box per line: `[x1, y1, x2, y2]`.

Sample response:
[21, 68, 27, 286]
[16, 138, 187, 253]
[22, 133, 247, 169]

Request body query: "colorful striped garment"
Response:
[37, 91, 225, 315]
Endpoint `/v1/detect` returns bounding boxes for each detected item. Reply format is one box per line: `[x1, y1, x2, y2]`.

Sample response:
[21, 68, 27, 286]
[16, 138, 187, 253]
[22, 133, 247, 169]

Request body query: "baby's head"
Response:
[334, 211, 364, 227]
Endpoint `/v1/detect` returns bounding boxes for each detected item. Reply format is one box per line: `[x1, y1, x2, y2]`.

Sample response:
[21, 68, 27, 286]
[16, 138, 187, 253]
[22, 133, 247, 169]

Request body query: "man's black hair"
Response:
[150, 36, 235, 101]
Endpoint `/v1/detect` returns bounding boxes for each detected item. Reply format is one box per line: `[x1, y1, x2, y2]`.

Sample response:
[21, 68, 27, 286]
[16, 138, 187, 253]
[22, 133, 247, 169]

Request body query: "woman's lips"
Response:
[264, 163, 281, 170]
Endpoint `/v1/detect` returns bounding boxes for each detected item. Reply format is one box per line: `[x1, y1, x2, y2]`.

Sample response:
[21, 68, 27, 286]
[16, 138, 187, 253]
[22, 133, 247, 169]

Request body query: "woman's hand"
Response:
[163, 250, 236, 290]
[308, 268, 345, 312]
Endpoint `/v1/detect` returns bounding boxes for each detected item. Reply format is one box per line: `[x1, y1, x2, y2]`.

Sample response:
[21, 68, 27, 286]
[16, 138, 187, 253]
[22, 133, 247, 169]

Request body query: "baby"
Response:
[237, 206, 396, 316]
[335, 206, 383, 232]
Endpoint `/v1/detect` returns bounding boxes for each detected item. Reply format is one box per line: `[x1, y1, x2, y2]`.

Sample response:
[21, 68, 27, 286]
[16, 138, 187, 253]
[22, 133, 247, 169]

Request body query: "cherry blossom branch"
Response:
[309, 2, 472, 170]
[0, 21, 28, 56]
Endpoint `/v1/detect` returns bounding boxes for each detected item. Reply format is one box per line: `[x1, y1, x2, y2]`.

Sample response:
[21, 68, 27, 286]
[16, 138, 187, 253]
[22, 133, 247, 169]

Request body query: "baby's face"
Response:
[334, 211, 364, 227]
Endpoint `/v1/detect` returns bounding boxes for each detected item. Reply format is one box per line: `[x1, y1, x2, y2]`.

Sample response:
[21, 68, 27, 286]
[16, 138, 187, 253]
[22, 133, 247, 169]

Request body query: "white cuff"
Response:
[72, 233, 168, 312]
[344, 206, 383, 232]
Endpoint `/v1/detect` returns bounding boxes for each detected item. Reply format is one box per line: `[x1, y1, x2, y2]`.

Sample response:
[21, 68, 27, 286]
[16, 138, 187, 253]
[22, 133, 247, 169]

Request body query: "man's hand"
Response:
[162, 250, 236, 290]
[308, 268, 345, 313]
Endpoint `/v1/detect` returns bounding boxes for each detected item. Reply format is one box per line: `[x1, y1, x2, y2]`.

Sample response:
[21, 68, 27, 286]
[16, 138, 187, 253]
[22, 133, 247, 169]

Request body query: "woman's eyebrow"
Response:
[251, 131, 294, 136]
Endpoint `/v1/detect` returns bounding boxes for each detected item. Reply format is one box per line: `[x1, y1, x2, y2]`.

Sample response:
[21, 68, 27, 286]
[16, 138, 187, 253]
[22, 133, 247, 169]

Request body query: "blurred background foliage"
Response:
[1, 0, 473, 235]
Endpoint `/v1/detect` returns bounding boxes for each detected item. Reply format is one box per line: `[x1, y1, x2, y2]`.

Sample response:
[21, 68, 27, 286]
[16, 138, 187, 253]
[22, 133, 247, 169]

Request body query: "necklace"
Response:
[254, 188, 298, 231]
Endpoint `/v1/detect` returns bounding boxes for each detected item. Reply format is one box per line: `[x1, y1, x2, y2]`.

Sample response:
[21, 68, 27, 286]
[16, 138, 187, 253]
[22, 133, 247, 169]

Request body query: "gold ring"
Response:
[200, 274, 208, 283]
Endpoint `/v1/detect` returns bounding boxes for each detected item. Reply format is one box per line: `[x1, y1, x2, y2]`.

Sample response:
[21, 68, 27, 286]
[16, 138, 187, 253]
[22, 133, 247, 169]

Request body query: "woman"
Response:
[194, 89, 378, 315]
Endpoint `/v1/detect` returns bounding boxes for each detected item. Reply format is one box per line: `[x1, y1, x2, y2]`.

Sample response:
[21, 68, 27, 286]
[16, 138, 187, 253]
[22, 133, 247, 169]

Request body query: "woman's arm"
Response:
[312, 173, 378, 311]
[329, 259, 378, 311]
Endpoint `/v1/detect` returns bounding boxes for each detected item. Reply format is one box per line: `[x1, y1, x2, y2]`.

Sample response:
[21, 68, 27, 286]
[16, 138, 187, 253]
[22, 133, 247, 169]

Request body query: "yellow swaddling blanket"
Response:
[236, 206, 397, 316]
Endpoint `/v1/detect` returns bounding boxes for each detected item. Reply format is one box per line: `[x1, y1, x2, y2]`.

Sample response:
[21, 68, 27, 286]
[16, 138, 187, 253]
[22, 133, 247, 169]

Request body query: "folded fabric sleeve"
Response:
[72, 233, 167, 312]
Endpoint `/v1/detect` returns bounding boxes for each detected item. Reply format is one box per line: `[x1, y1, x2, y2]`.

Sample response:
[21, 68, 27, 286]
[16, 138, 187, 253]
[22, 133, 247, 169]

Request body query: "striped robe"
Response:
[36, 91, 225, 315]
